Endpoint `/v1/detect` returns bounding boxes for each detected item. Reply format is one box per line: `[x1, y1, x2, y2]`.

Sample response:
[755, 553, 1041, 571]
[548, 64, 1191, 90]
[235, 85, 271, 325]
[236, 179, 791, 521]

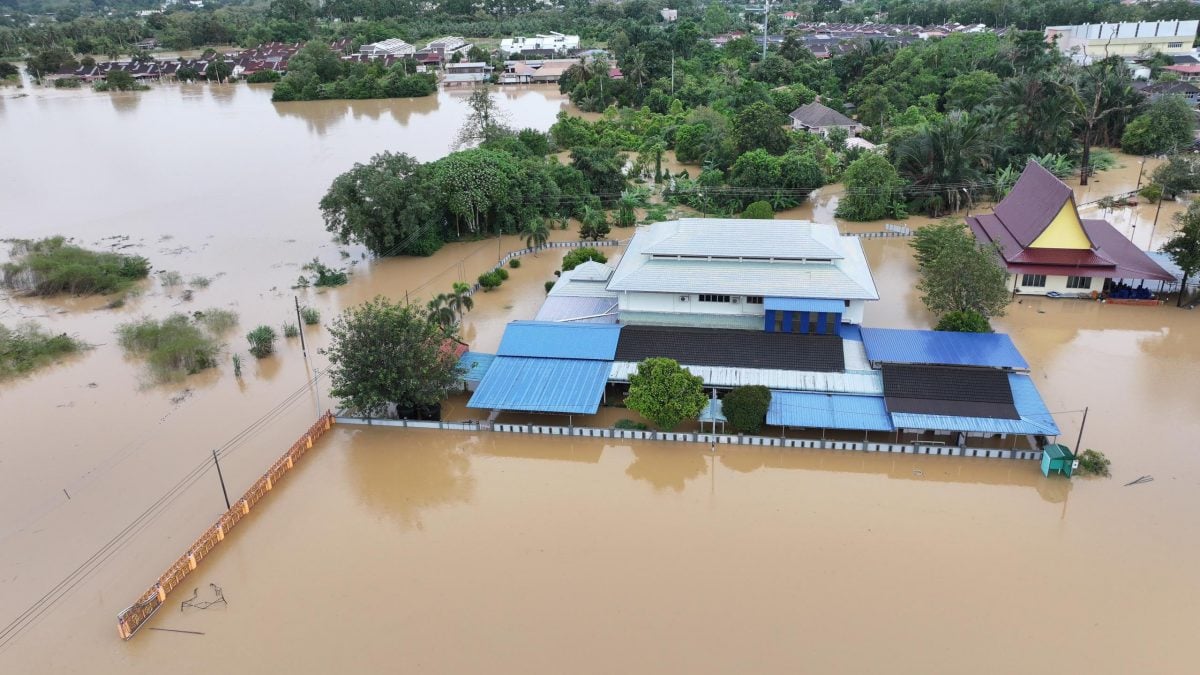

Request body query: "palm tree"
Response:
[717, 61, 741, 87]
[426, 293, 457, 332]
[449, 282, 474, 321]
[893, 111, 993, 217]
[522, 218, 550, 254]
[624, 50, 649, 89]
[616, 191, 639, 227]
[579, 204, 610, 241]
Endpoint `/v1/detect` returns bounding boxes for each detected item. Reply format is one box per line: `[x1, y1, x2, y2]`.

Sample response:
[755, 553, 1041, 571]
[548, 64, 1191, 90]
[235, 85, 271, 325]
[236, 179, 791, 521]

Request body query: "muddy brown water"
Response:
[1, 85, 1199, 672]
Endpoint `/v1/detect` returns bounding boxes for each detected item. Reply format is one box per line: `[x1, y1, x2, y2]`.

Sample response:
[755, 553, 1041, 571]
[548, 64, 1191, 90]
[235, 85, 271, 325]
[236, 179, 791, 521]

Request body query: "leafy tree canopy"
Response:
[625, 357, 707, 431]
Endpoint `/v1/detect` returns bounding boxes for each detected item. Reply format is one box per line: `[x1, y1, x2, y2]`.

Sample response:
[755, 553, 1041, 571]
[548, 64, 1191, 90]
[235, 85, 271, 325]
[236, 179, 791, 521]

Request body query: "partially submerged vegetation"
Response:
[1079, 449, 1112, 478]
[0, 322, 85, 380]
[297, 258, 348, 288]
[2, 237, 150, 297]
[246, 325, 278, 358]
[116, 310, 238, 383]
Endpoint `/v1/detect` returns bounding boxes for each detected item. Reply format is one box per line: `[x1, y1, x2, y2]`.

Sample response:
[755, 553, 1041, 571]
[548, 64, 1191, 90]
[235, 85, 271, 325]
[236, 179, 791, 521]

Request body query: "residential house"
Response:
[967, 161, 1172, 296]
[789, 101, 864, 137]
[499, 59, 575, 84]
[1045, 20, 1199, 61]
[660, 8, 678, 22]
[605, 218, 879, 331]
[500, 32, 580, 56]
[360, 38, 415, 58]
[423, 36, 472, 59]
[1163, 63, 1200, 81]
[443, 61, 493, 85]
[1137, 79, 1200, 104]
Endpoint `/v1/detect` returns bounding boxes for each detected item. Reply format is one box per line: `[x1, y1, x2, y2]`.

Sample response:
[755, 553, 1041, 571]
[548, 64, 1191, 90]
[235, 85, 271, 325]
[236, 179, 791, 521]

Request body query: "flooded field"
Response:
[1, 83, 1199, 673]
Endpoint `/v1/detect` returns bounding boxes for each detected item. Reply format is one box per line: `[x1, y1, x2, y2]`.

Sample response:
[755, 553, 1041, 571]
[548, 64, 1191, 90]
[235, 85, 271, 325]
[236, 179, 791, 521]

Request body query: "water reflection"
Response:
[208, 84, 236, 106]
[109, 92, 142, 114]
[624, 444, 708, 492]
[349, 428, 477, 529]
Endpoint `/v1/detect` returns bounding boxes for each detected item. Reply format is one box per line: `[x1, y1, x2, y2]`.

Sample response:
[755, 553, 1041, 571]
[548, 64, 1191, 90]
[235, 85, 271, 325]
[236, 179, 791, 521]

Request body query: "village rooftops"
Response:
[607, 218, 879, 300]
[789, 101, 858, 129]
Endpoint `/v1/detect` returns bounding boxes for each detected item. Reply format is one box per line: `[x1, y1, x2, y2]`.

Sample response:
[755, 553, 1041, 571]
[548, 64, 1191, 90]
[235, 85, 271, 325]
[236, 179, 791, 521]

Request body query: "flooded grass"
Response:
[1, 236, 150, 296]
[0, 322, 85, 380]
[115, 312, 230, 383]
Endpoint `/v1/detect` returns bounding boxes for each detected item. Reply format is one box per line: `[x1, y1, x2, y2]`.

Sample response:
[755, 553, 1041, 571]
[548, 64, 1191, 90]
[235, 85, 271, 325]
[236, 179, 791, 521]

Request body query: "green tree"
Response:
[205, 55, 233, 83]
[1150, 155, 1200, 200]
[522, 218, 550, 253]
[741, 201, 774, 219]
[246, 325, 277, 358]
[320, 152, 440, 256]
[449, 282, 474, 320]
[561, 247, 608, 271]
[836, 154, 903, 221]
[616, 191, 638, 227]
[734, 101, 790, 155]
[722, 385, 771, 434]
[892, 111, 992, 216]
[944, 70, 1001, 111]
[1162, 200, 1200, 306]
[103, 69, 138, 91]
[455, 85, 510, 149]
[624, 357, 707, 431]
[935, 310, 992, 333]
[323, 297, 463, 417]
[1121, 95, 1195, 156]
[571, 146, 627, 201]
[911, 222, 1010, 320]
[426, 293, 457, 332]
[26, 47, 76, 80]
[579, 204, 610, 240]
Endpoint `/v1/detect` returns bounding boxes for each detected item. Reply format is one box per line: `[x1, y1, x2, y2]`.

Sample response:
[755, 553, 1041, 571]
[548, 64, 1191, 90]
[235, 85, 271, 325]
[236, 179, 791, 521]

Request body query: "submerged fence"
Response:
[116, 411, 335, 640]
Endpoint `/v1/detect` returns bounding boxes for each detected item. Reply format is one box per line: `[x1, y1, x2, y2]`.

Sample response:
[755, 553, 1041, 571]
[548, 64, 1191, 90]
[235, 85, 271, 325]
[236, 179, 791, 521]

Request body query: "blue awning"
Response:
[860, 327, 1029, 369]
[457, 351, 495, 382]
[467, 356, 611, 414]
[767, 391, 894, 431]
[764, 297, 845, 313]
[496, 321, 622, 360]
[889, 373, 1059, 436]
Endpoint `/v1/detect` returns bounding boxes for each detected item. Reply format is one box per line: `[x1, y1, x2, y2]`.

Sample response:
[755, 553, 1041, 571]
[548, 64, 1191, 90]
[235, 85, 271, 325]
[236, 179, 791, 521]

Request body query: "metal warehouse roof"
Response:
[534, 296, 618, 323]
[608, 362, 884, 395]
[457, 351, 495, 382]
[495, 321, 622, 360]
[860, 327, 1029, 369]
[889, 373, 1059, 436]
[764, 297, 846, 313]
[467, 356, 611, 414]
[640, 219, 845, 260]
[768, 391, 894, 431]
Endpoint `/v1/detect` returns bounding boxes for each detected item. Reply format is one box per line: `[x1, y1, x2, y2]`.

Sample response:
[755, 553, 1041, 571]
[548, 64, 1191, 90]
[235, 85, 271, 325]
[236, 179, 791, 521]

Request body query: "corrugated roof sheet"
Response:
[860, 328, 1029, 369]
[764, 297, 846, 313]
[609, 362, 883, 395]
[768, 391, 894, 431]
[889, 373, 1059, 436]
[457, 351, 495, 382]
[616, 326, 845, 371]
[699, 399, 727, 423]
[640, 219, 845, 260]
[534, 296, 619, 323]
[496, 321, 622, 360]
[467, 356, 611, 414]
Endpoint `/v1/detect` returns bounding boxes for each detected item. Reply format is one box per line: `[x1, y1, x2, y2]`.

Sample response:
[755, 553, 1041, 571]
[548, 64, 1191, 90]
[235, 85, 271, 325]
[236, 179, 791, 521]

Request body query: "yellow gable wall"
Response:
[1029, 199, 1092, 249]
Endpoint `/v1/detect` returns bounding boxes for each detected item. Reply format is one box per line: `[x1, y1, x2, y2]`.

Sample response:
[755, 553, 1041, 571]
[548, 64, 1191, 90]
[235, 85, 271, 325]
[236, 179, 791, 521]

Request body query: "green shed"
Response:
[1041, 444, 1076, 477]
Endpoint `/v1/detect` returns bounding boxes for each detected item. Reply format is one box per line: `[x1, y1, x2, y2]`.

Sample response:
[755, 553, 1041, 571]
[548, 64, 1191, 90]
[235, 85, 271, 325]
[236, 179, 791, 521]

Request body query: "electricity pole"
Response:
[294, 296, 306, 357]
[212, 450, 230, 510]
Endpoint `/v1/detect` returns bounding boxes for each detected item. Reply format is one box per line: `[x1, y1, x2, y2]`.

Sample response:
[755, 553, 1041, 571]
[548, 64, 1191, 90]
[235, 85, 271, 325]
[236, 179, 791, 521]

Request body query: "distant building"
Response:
[789, 101, 864, 137]
[967, 162, 1172, 297]
[1045, 21, 1199, 61]
[498, 59, 576, 84]
[500, 32, 580, 56]
[1137, 79, 1200, 104]
[359, 38, 415, 58]
[1162, 63, 1200, 81]
[423, 36, 472, 58]
[660, 8, 678, 22]
[443, 61, 493, 85]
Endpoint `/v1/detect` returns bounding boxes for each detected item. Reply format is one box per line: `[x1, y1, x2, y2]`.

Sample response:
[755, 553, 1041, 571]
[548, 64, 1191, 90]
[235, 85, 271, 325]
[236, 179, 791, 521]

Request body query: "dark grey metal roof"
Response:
[882, 365, 1018, 419]
[615, 325, 845, 372]
[788, 101, 858, 128]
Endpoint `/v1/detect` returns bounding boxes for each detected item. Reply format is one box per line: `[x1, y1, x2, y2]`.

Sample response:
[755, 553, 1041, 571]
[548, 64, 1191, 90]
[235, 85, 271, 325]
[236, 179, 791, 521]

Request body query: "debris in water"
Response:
[912, 469, 924, 478]
[169, 389, 193, 405]
[1124, 475, 1154, 486]
[148, 627, 205, 636]
[181, 584, 227, 612]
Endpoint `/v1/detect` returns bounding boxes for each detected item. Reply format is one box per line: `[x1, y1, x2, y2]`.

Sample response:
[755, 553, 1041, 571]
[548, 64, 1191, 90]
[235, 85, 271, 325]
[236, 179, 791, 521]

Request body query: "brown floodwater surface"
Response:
[1, 85, 1199, 673]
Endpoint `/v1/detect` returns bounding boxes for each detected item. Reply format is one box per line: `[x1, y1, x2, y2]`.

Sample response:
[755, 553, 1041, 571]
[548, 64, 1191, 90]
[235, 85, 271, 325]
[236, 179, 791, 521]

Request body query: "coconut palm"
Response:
[892, 111, 994, 217]
[449, 282, 474, 321]
[624, 50, 649, 89]
[616, 191, 639, 227]
[426, 293, 456, 332]
[522, 218, 550, 254]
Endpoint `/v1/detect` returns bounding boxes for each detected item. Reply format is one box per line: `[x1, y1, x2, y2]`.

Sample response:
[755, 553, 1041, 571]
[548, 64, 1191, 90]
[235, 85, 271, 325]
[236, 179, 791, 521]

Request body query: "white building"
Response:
[661, 9, 678, 22]
[1045, 21, 1199, 61]
[360, 38, 416, 58]
[606, 219, 879, 332]
[499, 32, 580, 56]
[423, 36, 472, 57]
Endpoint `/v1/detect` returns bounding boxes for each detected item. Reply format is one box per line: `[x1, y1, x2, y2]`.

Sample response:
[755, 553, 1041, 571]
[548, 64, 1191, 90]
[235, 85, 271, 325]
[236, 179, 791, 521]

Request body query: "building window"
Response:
[1169, 42, 1184, 48]
[1021, 274, 1047, 287]
[699, 294, 732, 303]
[1066, 276, 1092, 289]
[745, 296, 764, 304]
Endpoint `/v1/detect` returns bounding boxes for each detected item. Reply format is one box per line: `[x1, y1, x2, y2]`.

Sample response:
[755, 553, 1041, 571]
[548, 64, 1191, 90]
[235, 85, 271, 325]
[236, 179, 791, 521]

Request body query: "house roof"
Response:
[860, 328, 1029, 369]
[608, 361, 884, 394]
[533, 296, 618, 323]
[1141, 80, 1200, 95]
[768, 392, 894, 431]
[496, 321, 621, 360]
[607, 219, 879, 300]
[788, 101, 858, 128]
[614, 325, 845, 372]
[1165, 64, 1200, 74]
[882, 364, 1019, 419]
[992, 161, 1083, 248]
[890, 373, 1060, 436]
[467, 356, 611, 414]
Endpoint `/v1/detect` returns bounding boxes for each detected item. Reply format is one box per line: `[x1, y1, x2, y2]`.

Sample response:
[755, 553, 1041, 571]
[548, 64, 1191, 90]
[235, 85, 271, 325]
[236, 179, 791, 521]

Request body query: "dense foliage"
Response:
[722, 385, 771, 434]
[322, 296, 464, 417]
[1162, 201, 1200, 306]
[0, 322, 84, 381]
[1120, 95, 1195, 156]
[2, 237, 150, 296]
[911, 222, 1010, 321]
[561, 247, 608, 271]
[272, 43, 435, 101]
[935, 310, 993, 333]
[624, 357, 707, 431]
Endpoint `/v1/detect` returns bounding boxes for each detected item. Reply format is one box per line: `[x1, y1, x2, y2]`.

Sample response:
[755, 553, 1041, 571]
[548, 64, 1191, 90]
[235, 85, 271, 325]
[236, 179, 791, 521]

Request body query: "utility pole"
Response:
[1073, 407, 1089, 457]
[294, 296, 306, 357]
[761, 0, 771, 62]
[212, 450, 230, 511]
[312, 368, 322, 418]
[670, 52, 675, 96]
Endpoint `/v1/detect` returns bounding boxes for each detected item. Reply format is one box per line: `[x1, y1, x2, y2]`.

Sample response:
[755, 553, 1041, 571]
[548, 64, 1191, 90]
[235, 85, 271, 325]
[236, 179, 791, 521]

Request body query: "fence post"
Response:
[240, 499, 250, 515]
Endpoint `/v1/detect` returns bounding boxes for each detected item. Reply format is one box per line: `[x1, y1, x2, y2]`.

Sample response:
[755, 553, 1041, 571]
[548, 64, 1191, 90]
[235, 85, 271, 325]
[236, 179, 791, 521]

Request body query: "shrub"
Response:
[300, 306, 320, 325]
[282, 322, 300, 338]
[614, 418, 649, 430]
[246, 325, 277, 358]
[301, 258, 349, 287]
[0, 322, 84, 380]
[53, 77, 82, 89]
[159, 271, 183, 287]
[509, 258, 521, 269]
[722, 385, 772, 433]
[189, 275, 211, 288]
[545, 280, 556, 293]
[1139, 183, 1163, 203]
[194, 308, 238, 334]
[497, 268, 510, 281]
[116, 314, 222, 382]
[231, 353, 242, 377]
[741, 201, 774, 219]
[1, 237, 150, 296]
[246, 70, 282, 83]
[935, 310, 992, 333]
[625, 357, 707, 431]
[1079, 449, 1111, 477]
[561, 247, 608, 272]
[478, 270, 503, 290]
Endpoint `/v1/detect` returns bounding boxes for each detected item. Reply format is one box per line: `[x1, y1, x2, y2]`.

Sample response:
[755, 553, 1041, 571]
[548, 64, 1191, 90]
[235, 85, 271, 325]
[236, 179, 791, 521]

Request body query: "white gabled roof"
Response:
[570, 260, 614, 281]
[607, 218, 879, 300]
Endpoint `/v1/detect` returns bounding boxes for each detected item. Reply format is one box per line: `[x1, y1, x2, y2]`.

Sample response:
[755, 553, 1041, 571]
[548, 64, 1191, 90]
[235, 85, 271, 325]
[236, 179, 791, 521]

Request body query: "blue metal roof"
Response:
[764, 297, 846, 313]
[496, 321, 622, 360]
[889, 374, 1059, 436]
[457, 351, 495, 382]
[467, 356, 611, 414]
[767, 391, 894, 431]
[840, 324, 864, 342]
[860, 327, 1029, 369]
[699, 399, 727, 423]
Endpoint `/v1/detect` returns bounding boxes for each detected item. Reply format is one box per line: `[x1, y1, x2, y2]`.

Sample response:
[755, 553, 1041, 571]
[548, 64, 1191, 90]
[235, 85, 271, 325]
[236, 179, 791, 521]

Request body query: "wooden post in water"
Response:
[1074, 407, 1089, 458]
[294, 296, 307, 357]
[212, 450, 230, 511]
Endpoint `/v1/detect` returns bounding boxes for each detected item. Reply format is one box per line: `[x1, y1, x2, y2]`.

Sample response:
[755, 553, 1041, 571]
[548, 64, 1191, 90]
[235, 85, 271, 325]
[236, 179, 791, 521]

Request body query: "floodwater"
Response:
[1, 83, 1199, 673]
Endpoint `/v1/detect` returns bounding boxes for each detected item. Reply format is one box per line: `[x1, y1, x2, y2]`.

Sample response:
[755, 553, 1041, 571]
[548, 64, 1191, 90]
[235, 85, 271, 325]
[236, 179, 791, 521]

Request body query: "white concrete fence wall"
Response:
[335, 416, 1042, 461]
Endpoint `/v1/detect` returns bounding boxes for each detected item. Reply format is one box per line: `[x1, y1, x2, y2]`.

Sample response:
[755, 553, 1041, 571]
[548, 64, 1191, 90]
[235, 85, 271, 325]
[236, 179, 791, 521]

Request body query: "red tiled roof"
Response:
[1165, 64, 1200, 74]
